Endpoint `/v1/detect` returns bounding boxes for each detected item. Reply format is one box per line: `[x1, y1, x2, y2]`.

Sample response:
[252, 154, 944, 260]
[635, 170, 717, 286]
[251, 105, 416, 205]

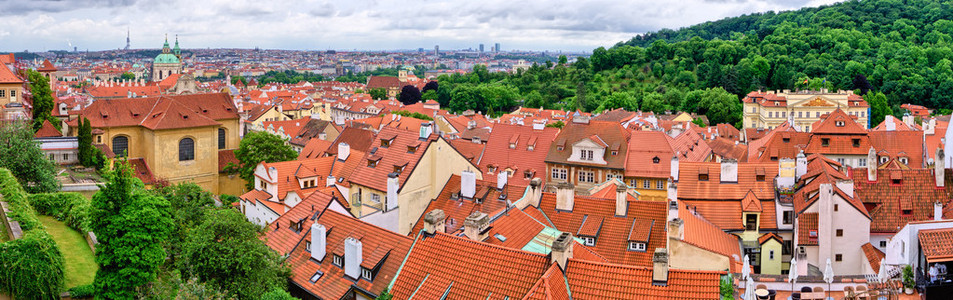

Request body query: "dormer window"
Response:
[783, 138, 790, 143]
[757, 175, 765, 181]
[880, 156, 889, 164]
[652, 157, 660, 164]
[581, 236, 596, 246]
[579, 149, 594, 161]
[393, 165, 405, 173]
[361, 267, 374, 281]
[333, 255, 343, 267]
[892, 179, 902, 185]
[902, 209, 913, 216]
[852, 139, 860, 147]
[380, 138, 392, 147]
[407, 145, 418, 153]
[809, 230, 818, 241]
[523, 170, 533, 180]
[628, 242, 647, 252]
[367, 159, 379, 167]
[835, 121, 845, 127]
[509, 142, 516, 149]
[488, 166, 497, 174]
[899, 157, 908, 165]
[821, 138, 830, 147]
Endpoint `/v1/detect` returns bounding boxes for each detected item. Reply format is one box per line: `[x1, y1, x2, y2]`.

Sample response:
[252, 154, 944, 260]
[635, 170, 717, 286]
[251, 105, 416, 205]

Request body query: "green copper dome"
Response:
[154, 53, 179, 64]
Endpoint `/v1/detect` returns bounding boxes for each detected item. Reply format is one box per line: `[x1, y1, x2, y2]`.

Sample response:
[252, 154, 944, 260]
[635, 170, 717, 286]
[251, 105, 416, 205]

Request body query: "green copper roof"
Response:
[154, 53, 179, 64]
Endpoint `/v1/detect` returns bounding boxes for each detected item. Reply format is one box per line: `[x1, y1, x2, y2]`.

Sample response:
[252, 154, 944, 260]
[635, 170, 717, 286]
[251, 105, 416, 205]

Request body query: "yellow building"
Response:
[742, 90, 869, 132]
[0, 55, 24, 109]
[72, 93, 241, 194]
[759, 233, 784, 275]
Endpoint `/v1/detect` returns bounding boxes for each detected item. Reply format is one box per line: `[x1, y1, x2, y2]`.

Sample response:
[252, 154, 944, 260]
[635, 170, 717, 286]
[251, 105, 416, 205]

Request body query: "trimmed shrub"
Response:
[28, 192, 91, 232]
[68, 284, 95, 298]
[0, 168, 66, 300]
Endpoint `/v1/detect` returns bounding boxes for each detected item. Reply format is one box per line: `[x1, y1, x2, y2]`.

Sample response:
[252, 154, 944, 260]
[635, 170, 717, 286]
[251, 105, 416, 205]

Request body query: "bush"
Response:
[27, 192, 92, 232]
[0, 168, 66, 300]
[68, 284, 95, 298]
[261, 288, 296, 300]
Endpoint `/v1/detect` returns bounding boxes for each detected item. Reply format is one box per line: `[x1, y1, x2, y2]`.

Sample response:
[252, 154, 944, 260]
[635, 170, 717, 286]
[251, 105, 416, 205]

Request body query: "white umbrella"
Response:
[878, 258, 888, 283]
[744, 275, 757, 300]
[742, 254, 750, 280]
[824, 258, 834, 300]
[789, 256, 798, 291]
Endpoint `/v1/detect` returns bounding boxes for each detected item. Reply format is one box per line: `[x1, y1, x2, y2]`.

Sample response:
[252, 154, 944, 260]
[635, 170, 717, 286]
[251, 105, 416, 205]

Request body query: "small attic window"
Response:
[652, 157, 660, 164]
[380, 138, 391, 147]
[880, 156, 889, 164]
[902, 209, 913, 216]
[367, 159, 378, 167]
[821, 138, 830, 146]
[783, 138, 790, 143]
[757, 174, 766, 181]
[891, 178, 902, 185]
[852, 139, 860, 147]
[899, 157, 908, 165]
[611, 150, 618, 155]
[835, 121, 845, 127]
[407, 145, 418, 153]
[699, 174, 709, 181]
[509, 142, 516, 149]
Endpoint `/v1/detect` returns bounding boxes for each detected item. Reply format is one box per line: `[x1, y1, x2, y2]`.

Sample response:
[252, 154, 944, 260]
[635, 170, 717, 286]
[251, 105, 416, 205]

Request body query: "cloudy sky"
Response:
[0, 0, 839, 52]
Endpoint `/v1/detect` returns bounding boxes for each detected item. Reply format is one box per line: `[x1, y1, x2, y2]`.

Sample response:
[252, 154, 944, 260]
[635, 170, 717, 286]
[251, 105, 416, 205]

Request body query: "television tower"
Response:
[124, 28, 130, 50]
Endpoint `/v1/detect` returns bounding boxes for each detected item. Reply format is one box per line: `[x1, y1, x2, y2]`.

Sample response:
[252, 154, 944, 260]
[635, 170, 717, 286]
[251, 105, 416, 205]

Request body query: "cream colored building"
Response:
[742, 90, 869, 132]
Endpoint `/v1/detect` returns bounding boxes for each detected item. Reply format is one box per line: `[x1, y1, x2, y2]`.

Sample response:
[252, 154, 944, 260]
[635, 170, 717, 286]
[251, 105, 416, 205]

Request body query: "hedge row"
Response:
[28, 192, 91, 232]
[0, 168, 65, 300]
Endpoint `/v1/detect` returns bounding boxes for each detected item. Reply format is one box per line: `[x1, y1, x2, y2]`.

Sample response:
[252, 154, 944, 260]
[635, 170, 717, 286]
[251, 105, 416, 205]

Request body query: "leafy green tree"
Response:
[27, 70, 58, 132]
[0, 121, 59, 193]
[369, 87, 387, 100]
[120, 72, 135, 80]
[226, 131, 298, 190]
[78, 117, 94, 167]
[261, 288, 296, 300]
[597, 92, 637, 112]
[640, 92, 668, 113]
[421, 89, 438, 101]
[91, 162, 173, 299]
[558, 55, 568, 65]
[867, 92, 893, 126]
[695, 88, 741, 126]
[153, 183, 216, 266]
[693, 117, 707, 127]
[180, 209, 289, 299]
[546, 121, 565, 129]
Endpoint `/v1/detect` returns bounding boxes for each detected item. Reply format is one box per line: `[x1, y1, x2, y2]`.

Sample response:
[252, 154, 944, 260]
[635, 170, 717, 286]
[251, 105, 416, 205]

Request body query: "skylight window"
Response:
[310, 271, 324, 283]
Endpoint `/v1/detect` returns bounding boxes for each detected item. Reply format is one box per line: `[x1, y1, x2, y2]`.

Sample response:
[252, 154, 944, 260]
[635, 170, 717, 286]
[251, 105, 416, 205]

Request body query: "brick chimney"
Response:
[615, 184, 627, 217]
[424, 209, 446, 235]
[652, 248, 669, 286]
[338, 142, 350, 161]
[464, 211, 490, 241]
[867, 147, 877, 182]
[720, 159, 738, 183]
[344, 237, 362, 279]
[551, 232, 574, 270]
[310, 223, 326, 261]
[461, 170, 476, 198]
[555, 181, 574, 211]
[386, 173, 399, 211]
[936, 148, 945, 187]
[521, 178, 543, 209]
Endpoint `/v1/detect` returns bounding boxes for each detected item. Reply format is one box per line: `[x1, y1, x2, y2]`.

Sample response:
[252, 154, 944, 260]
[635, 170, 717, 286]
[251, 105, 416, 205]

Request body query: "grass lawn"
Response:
[38, 216, 98, 289]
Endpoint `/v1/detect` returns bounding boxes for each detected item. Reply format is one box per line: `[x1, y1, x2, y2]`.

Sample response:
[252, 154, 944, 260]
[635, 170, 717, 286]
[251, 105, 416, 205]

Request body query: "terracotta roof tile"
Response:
[128, 158, 156, 185]
[218, 149, 238, 173]
[262, 191, 336, 256]
[624, 131, 674, 178]
[480, 123, 559, 186]
[851, 167, 947, 233]
[349, 126, 433, 192]
[918, 228, 953, 263]
[545, 121, 630, 170]
[861, 242, 885, 271]
[564, 259, 723, 300]
[680, 211, 742, 259]
[81, 93, 238, 130]
[33, 120, 61, 138]
[797, 213, 819, 246]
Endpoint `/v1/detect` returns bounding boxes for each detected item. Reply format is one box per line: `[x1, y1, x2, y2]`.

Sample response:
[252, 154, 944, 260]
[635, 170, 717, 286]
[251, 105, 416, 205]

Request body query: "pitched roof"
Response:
[811, 109, 867, 135]
[297, 138, 332, 160]
[868, 130, 925, 167]
[708, 137, 748, 161]
[480, 123, 559, 186]
[918, 227, 953, 263]
[449, 138, 485, 163]
[624, 131, 674, 178]
[218, 149, 238, 173]
[348, 126, 434, 192]
[0, 61, 23, 84]
[33, 120, 61, 138]
[365, 76, 403, 90]
[409, 174, 525, 234]
[546, 121, 630, 169]
[797, 213, 819, 246]
[289, 119, 334, 146]
[286, 210, 414, 299]
[563, 259, 723, 300]
[128, 158, 156, 185]
[851, 167, 947, 233]
[80, 93, 237, 130]
[262, 191, 336, 256]
[676, 162, 778, 201]
[326, 126, 376, 156]
[680, 210, 742, 259]
[670, 129, 712, 162]
[861, 243, 885, 271]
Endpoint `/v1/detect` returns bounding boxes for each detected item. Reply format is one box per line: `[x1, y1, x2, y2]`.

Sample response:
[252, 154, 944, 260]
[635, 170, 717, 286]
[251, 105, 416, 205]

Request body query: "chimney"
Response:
[835, 179, 854, 198]
[310, 223, 327, 261]
[885, 115, 896, 131]
[936, 148, 945, 187]
[497, 171, 508, 189]
[668, 218, 684, 240]
[778, 158, 796, 189]
[461, 170, 476, 198]
[344, 237, 363, 279]
[326, 175, 335, 187]
[867, 147, 877, 181]
[615, 184, 628, 216]
[670, 154, 680, 181]
[386, 173, 399, 211]
[796, 151, 808, 179]
[720, 159, 738, 183]
[423, 209, 446, 234]
[652, 248, 669, 285]
[463, 211, 490, 241]
[532, 120, 545, 130]
[419, 122, 433, 139]
[935, 202, 944, 221]
[902, 115, 915, 128]
[555, 181, 575, 211]
[467, 120, 477, 129]
[521, 178, 543, 209]
[550, 232, 574, 270]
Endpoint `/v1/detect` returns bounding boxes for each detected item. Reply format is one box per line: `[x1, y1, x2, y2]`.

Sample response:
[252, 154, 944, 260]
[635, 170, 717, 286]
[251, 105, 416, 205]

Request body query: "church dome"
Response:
[154, 53, 179, 64]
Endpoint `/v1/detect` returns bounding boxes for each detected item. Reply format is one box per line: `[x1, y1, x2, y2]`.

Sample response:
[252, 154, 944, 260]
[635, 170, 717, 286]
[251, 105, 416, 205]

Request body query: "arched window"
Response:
[112, 136, 128, 158]
[179, 138, 194, 161]
[218, 128, 226, 149]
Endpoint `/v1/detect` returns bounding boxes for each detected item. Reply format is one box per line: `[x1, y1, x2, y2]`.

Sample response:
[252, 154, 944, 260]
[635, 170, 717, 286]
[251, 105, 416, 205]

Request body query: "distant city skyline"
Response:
[0, 0, 840, 52]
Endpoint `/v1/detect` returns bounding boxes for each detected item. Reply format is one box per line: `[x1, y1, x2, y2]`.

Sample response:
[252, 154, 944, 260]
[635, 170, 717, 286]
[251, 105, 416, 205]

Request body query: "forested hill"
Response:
[588, 0, 953, 125]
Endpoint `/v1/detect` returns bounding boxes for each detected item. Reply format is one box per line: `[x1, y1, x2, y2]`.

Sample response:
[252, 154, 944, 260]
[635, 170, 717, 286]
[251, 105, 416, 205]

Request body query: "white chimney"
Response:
[935, 202, 944, 221]
[326, 175, 335, 187]
[419, 122, 433, 139]
[720, 159, 738, 183]
[555, 182, 575, 211]
[532, 120, 545, 130]
[652, 248, 669, 285]
[867, 147, 877, 182]
[423, 209, 446, 234]
[886, 115, 896, 131]
[497, 171, 508, 189]
[670, 154, 680, 181]
[667, 183, 678, 221]
[338, 142, 350, 161]
[520, 178, 543, 209]
[386, 173, 399, 211]
[796, 151, 808, 179]
[310, 223, 326, 261]
[550, 232, 574, 270]
[344, 237, 362, 279]
[463, 211, 490, 241]
[835, 179, 854, 198]
[615, 184, 627, 216]
[936, 148, 945, 187]
[461, 170, 476, 198]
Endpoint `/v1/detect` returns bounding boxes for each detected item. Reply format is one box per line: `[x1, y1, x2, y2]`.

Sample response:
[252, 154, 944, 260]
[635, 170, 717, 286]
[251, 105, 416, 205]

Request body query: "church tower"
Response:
[173, 35, 181, 60]
[152, 34, 182, 82]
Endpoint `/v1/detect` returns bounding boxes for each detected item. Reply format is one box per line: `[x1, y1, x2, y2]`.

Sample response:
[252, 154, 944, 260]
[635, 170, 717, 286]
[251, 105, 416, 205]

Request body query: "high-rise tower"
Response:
[125, 28, 130, 50]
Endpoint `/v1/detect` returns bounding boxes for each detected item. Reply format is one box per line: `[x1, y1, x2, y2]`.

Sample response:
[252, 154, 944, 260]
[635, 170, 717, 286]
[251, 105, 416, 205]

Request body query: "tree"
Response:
[597, 92, 637, 112]
[262, 288, 296, 300]
[867, 92, 893, 126]
[392, 110, 433, 121]
[180, 209, 289, 299]
[852, 74, 873, 95]
[558, 55, 568, 65]
[640, 92, 667, 113]
[27, 70, 57, 132]
[368, 87, 387, 100]
[421, 89, 438, 101]
[153, 183, 216, 266]
[120, 72, 135, 80]
[421, 81, 439, 93]
[78, 117, 94, 167]
[398, 85, 422, 105]
[227, 131, 298, 190]
[91, 162, 173, 299]
[0, 121, 59, 193]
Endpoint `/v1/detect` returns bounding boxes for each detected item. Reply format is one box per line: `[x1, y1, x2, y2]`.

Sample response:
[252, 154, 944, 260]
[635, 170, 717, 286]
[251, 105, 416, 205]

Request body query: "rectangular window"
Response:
[306, 241, 311, 252]
[836, 229, 843, 237]
[370, 194, 381, 203]
[837, 158, 845, 165]
[628, 242, 646, 252]
[822, 138, 830, 146]
[577, 171, 594, 183]
[309, 271, 323, 283]
[859, 159, 867, 167]
[782, 211, 793, 225]
[643, 180, 650, 189]
[582, 237, 595, 246]
[361, 268, 373, 281]
[333, 255, 343, 267]
[656, 180, 663, 190]
[880, 240, 887, 248]
[782, 240, 793, 255]
[629, 179, 636, 186]
[835, 254, 843, 262]
[834, 204, 839, 212]
[49, 153, 54, 160]
[745, 214, 758, 231]
[62, 154, 68, 160]
[552, 168, 567, 180]
[0, 90, 5, 97]
[769, 250, 775, 260]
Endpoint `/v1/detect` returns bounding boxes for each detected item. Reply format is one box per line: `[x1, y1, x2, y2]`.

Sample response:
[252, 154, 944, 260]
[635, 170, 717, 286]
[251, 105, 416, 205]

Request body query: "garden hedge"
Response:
[0, 168, 65, 300]
[28, 192, 92, 232]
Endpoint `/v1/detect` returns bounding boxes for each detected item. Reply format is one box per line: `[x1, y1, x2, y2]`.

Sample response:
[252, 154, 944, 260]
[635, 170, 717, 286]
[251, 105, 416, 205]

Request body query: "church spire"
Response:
[162, 34, 171, 54]
[173, 34, 181, 58]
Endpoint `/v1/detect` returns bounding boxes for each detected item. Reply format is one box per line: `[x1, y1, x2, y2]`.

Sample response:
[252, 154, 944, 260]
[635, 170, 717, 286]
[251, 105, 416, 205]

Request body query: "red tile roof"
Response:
[348, 126, 434, 192]
[480, 123, 559, 186]
[797, 213, 819, 246]
[708, 137, 748, 161]
[564, 259, 723, 300]
[680, 210, 742, 259]
[218, 149, 238, 173]
[410, 175, 525, 234]
[33, 120, 61, 138]
[128, 158, 156, 185]
[670, 129, 712, 162]
[918, 227, 953, 263]
[624, 131, 674, 178]
[297, 138, 332, 160]
[546, 121, 630, 169]
[522, 264, 572, 300]
[286, 210, 414, 299]
[851, 167, 948, 233]
[262, 191, 336, 256]
[326, 126, 376, 156]
[80, 93, 238, 130]
[811, 108, 867, 135]
[365, 76, 403, 90]
[861, 242, 885, 271]
[0, 61, 24, 84]
[676, 162, 778, 201]
[449, 138, 485, 163]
